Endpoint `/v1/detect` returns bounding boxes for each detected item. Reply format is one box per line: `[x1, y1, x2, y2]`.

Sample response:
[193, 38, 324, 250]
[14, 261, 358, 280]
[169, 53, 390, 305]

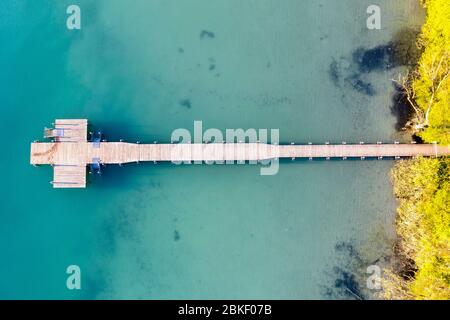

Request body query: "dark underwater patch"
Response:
[328, 58, 340, 86]
[329, 28, 421, 98]
[200, 30, 215, 39]
[335, 241, 364, 265]
[324, 241, 367, 300]
[353, 45, 394, 73]
[390, 82, 416, 130]
[331, 266, 364, 300]
[353, 28, 421, 73]
[345, 74, 375, 96]
[327, 57, 376, 96]
[390, 28, 422, 67]
[174, 230, 180, 241]
[179, 99, 192, 109]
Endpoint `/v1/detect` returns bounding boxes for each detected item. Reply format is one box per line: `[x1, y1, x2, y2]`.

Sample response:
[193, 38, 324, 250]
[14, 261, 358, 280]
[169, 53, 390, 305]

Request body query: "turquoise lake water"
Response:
[0, 1, 424, 299]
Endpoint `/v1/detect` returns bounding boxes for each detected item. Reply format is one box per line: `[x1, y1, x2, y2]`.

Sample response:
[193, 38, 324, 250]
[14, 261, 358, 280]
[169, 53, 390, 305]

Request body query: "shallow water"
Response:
[0, 0, 424, 299]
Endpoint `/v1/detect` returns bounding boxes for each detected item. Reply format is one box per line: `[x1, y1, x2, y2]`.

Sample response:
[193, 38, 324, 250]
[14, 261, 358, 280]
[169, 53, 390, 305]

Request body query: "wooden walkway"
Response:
[30, 119, 450, 188]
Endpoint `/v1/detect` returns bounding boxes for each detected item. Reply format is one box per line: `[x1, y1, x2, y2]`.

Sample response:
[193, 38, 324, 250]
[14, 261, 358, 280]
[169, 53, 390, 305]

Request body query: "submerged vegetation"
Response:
[382, 0, 450, 300]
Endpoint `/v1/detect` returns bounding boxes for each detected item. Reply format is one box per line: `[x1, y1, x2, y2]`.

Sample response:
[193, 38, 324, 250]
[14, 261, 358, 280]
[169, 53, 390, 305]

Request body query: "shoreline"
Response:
[381, 0, 450, 300]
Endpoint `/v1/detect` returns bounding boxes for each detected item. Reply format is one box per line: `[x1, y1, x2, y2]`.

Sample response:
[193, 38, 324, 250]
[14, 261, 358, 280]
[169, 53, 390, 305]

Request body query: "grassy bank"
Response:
[382, 0, 450, 300]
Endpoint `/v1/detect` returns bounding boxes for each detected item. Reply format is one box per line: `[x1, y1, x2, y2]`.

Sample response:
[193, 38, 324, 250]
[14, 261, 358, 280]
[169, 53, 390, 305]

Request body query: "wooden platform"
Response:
[30, 119, 450, 188]
[45, 119, 88, 143]
[38, 119, 88, 188]
[53, 165, 86, 188]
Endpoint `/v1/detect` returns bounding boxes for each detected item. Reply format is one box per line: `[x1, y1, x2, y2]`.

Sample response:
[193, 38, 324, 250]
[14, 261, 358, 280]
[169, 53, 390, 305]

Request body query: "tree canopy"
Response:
[383, 0, 450, 300]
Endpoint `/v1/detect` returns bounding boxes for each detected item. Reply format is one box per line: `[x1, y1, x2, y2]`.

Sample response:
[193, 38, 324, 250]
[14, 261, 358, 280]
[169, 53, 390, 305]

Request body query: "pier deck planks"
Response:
[30, 119, 450, 188]
[31, 142, 450, 165]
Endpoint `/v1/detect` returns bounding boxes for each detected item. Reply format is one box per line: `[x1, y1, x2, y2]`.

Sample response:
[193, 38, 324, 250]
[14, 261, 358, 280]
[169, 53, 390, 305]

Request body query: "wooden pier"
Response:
[30, 119, 450, 188]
